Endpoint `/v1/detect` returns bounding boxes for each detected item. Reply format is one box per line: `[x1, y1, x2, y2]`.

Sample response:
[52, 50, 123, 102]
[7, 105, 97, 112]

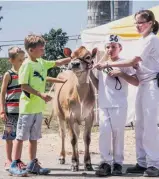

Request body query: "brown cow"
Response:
[53, 46, 97, 171]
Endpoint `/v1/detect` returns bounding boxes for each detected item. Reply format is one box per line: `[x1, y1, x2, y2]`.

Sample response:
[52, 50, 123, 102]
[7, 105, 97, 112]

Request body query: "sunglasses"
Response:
[134, 21, 148, 25]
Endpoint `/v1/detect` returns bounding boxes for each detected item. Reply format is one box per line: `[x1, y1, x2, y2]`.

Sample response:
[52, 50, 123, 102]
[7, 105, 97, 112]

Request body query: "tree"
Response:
[0, 58, 11, 88]
[0, 58, 11, 76]
[42, 28, 69, 77]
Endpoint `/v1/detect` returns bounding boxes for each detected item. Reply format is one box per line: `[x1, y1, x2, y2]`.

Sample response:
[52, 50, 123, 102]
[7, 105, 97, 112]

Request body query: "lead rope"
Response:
[103, 66, 122, 90]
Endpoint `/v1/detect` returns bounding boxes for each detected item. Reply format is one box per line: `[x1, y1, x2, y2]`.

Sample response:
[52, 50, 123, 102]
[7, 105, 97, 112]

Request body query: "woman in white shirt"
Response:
[94, 10, 159, 177]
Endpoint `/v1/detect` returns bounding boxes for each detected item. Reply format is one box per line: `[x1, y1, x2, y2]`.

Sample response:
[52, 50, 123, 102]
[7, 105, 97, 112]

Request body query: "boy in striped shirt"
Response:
[0, 47, 26, 170]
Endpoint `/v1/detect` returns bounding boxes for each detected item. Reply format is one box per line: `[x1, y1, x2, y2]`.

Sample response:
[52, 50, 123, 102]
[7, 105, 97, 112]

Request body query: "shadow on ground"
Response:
[47, 164, 143, 178]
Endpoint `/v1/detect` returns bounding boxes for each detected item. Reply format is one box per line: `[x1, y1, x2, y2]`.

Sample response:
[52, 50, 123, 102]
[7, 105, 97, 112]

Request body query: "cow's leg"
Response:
[83, 113, 94, 171]
[58, 117, 66, 164]
[69, 122, 80, 171]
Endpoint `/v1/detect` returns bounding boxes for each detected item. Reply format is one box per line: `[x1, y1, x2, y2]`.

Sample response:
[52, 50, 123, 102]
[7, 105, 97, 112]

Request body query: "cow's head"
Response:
[63, 46, 97, 72]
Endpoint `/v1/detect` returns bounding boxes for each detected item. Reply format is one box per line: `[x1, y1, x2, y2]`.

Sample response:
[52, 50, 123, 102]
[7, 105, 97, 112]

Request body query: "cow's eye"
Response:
[85, 56, 91, 60]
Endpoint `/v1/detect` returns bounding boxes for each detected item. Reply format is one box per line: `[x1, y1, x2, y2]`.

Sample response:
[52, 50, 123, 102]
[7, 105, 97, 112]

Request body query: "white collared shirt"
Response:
[98, 58, 135, 108]
[136, 33, 159, 83]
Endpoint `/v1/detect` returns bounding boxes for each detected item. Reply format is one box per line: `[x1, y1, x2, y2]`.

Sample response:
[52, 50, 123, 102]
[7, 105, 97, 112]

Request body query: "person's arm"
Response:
[93, 57, 141, 70]
[21, 84, 52, 102]
[108, 58, 140, 68]
[0, 72, 10, 120]
[42, 57, 71, 70]
[120, 73, 139, 86]
[108, 69, 139, 86]
[55, 57, 72, 66]
[46, 76, 67, 83]
[107, 38, 154, 68]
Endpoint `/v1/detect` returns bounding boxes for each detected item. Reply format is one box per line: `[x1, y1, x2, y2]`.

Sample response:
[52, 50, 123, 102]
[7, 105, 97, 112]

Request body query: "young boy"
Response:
[93, 35, 139, 176]
[9, 34, 72, 177]
[0, 47, 26, 170]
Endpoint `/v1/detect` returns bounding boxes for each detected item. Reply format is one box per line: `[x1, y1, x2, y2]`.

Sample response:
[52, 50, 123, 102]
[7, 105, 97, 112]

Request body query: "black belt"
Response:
[153, 73, 159, 87]
[103, 67, 122, 90]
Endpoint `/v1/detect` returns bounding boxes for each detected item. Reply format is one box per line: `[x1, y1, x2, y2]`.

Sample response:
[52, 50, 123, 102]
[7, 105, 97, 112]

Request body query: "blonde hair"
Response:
[24, 34, 46, 50]
[8, 47, 25, 59]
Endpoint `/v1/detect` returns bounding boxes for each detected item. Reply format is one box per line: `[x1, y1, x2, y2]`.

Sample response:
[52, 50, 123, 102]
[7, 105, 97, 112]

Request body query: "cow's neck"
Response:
[75, 71, 90, 100]
[75, 70, 90, 85]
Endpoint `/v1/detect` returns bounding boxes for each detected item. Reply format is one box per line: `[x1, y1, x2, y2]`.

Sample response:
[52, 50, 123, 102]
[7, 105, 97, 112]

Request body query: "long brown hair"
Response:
[135, 10, 159, 35]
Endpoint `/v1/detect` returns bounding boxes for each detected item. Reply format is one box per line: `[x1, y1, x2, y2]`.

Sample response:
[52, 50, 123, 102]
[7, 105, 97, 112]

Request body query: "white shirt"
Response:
[98, 58, 135, 108]
[136, 33, 159, 83]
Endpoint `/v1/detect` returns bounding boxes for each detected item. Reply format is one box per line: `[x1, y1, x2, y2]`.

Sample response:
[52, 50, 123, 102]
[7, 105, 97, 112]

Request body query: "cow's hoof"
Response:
[84, 164, 94, 171]
[59, 158, 65, 164]
[71, 165, 79, 172]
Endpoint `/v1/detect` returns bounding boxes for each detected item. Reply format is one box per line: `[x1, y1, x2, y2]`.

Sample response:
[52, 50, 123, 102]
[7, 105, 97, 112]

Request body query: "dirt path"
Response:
[0, 127, 152, 179]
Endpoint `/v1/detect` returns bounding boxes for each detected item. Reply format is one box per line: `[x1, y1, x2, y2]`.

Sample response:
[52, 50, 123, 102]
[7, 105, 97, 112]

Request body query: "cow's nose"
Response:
[71, 61, 80, 68]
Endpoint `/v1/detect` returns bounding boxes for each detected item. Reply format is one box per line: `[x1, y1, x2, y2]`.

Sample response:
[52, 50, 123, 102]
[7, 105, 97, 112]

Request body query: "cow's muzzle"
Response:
[71, 61, 80, 68]
[68, 61, 80, 70]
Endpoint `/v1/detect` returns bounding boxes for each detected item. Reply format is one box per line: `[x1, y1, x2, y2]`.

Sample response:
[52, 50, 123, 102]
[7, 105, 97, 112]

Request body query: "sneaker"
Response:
[95, 163, 111, 176]
[9, 160, 28, 177]
[126, 163, 147, 174]
[17, 159, 27, 170]
[26, 158, 51, 175]
[4, 161, 12, 171]
[143, 167, 159, 177]
[112, 163, 122, 176]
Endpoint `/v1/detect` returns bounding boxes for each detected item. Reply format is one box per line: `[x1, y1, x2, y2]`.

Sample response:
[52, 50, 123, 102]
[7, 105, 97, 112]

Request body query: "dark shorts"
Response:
[2, 114, 19, 140]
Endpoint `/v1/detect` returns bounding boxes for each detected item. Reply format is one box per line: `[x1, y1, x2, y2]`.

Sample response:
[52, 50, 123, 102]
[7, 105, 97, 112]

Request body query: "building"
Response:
[87, 1, 132, 28]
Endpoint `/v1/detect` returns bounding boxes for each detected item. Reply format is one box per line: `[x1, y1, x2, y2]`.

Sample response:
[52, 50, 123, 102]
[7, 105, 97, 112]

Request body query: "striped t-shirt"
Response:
[5, 70, 21, 114]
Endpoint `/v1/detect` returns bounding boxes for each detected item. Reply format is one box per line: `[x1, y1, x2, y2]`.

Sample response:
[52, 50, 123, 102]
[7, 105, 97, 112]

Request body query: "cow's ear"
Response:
[91, 48, 97, 59]
[63, 48, 72, 57]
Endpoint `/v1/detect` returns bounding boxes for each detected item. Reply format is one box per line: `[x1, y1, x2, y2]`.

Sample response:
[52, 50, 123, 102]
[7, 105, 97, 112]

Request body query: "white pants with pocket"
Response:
[98, 107, 127, 165]
[135, 80, 159, 169]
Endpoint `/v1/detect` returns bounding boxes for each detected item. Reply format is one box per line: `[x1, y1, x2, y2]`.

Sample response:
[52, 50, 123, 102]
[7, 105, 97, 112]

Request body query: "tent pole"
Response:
[110, 0, 114, 21]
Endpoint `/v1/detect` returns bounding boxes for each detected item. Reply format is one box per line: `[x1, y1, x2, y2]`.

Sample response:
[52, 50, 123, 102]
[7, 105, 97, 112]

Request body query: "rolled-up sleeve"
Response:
[19, 63, 30, 85]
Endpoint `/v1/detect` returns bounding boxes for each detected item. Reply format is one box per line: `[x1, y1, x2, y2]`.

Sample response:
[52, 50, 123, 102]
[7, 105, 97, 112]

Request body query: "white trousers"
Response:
[98, 107, 127, 165]
[135, 80, 159, 169]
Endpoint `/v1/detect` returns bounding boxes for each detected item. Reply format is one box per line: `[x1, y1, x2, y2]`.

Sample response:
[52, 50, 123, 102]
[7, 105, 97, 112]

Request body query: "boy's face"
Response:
[10, 53, 25, 66]
[105, 42, 122, 59]
[30, 45, 45, 58]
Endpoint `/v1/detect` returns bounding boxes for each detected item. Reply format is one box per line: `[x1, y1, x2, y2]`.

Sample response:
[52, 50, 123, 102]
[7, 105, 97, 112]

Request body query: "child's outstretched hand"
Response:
[0, 112, 8, 121]
[59, 77, 67, 83]
[39, 93, 52, 102]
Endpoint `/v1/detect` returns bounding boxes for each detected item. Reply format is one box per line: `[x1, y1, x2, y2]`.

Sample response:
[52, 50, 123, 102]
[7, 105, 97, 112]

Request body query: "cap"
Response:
[104, 34, 122, 46]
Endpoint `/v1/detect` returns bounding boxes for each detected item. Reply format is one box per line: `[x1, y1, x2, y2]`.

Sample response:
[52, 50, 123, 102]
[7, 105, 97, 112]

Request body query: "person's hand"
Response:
[58, 76, 68, 83]
[62, 79, 67, 83]
[93, 62, 107, 71]
[0, 111, 8, 121]
[133, 63, 139, 70]
[39, 93, 52, 102]
[108, 69, 123, 77]
[131, 56, 142, 66]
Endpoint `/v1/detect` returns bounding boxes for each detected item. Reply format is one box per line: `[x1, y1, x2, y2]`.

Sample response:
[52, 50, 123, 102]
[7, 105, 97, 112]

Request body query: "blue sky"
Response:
[0, 1, 159, 57]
